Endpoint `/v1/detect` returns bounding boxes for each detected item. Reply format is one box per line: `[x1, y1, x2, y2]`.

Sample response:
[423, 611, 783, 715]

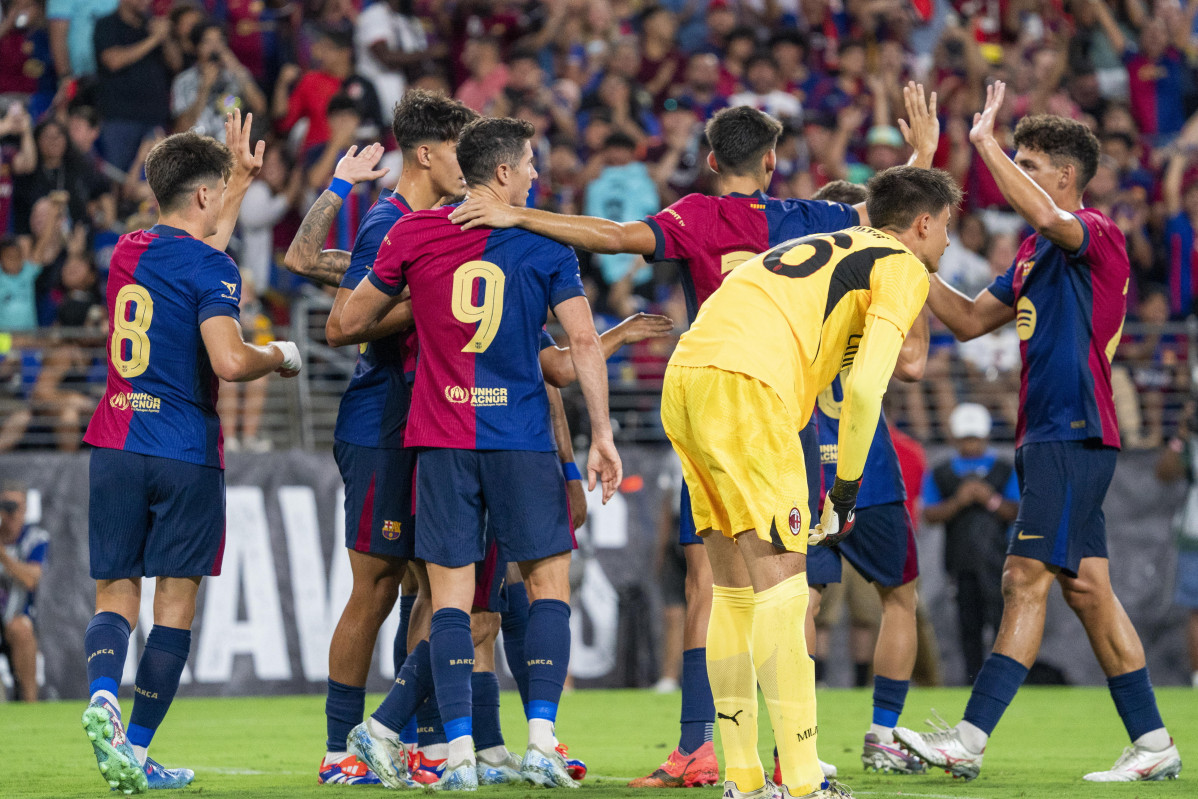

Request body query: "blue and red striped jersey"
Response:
[987, 208, 1128, 449]
[816, 374, 906, 509]
[83, 225, 241, 467]
[333, 190, 417, 450]
[369, 206, 585, 451]
[643, 190, 859, 321]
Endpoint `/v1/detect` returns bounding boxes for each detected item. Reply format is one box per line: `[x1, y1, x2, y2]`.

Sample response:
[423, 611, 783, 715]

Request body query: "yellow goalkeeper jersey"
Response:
[669, 226, 929, 479]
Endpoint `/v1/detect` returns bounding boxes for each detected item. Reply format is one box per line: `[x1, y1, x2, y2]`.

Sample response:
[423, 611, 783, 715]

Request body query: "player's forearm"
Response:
[906, 143, 936, 169]
[893, 310, 929, 382]
[974, 137, 1079, 243]
[836, 316, 905, 482]
[569, 333, 615, 443]
[515, 207, 652, 256]
[206, 176, 253, 252]
[547, 383, 577, 464]
[927, 275, 986, 341]
[284, 190, 350, 287]
[328, 298, 411, 347]
[0, 552, 40, 592]
[215, 342, 286, 382]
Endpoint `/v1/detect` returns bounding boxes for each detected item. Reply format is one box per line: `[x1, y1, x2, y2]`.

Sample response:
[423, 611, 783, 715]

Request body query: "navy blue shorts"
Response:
[678, 479, 702, 546]
[89, 448, 225, 580]
[1010, 441, 1116, 578]
[415, 449, 573, 568]
[836, 502, 919, 588]
[334, 441, 416, 559]
[473, 537, 508, 612]
[806, 543, 842, 586]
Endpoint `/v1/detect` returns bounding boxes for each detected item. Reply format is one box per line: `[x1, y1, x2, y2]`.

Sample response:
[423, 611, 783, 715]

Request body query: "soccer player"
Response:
[893, 83, 1183, 782]
[340, 116, 621, 790]
[448, 85, 941, 788]
[80, 113, 302, 794]
[662, 165, 960, 799]
[283, 88, 477, 786]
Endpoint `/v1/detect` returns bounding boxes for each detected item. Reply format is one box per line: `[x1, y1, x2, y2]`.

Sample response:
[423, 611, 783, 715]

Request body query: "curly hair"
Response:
[392, 89, 479, 152]
[1013, 115, 1100, 190]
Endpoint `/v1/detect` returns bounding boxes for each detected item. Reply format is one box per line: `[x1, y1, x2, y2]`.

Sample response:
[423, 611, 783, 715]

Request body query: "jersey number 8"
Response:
[112, 284, 154, 378]
[452, 260, 505, 354]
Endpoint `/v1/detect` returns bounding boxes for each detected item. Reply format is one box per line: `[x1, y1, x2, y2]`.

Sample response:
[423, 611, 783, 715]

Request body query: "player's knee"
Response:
[1000, 560, 1051, 605]
[470, 611, 501, 648]
[1060, 580, 1104, 618]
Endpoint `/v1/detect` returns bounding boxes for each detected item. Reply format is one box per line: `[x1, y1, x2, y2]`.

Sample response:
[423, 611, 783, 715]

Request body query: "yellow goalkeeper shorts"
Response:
[661, 363, 810, 553]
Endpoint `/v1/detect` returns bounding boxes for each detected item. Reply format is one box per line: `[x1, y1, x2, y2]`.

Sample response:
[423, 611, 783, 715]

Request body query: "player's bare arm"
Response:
[892, 308, 930, 382]
[200, 315, 302, 381]
[900, 81, 940, 172]
[327, 288, 413, 347]
[553, 295, 622, 503]
[283, 143, 389, 288]
[205, 109, 265, 253]
[927, 275, 1015, 341]
[340, 277, 401, 341]
[450, 198, 657, 256]
[970, 81, 1084, 251]
[540, 312, 674, 387]
[547, 383, 587, 530]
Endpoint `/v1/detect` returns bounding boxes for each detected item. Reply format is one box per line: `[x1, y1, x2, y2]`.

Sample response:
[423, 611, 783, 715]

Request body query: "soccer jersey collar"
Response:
[148, 224, 192, 239]
[727, 190, 769, 201]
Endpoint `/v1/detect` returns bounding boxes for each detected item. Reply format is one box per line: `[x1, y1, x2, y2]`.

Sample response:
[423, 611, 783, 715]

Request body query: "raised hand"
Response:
[224, 108, 265, 183]
[448, 192, 520, 230]
[970, 80, 1006, 146]
[613, 312, 675, 345]
[333, 143, 390, 185]
[898, 81, 939, 159]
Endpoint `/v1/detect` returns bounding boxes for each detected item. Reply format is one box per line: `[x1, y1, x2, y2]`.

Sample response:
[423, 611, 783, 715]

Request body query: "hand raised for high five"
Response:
[899, 81, 939, 161]
[224, 108, 265, 184]
[333, 143, 390, 186]
[970, 81, 1006, 147]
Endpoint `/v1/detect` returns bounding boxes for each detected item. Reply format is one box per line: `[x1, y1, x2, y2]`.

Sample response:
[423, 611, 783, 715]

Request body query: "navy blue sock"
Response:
[394, 593, 416, 675]
[326, 679, 366, 753]
[127, 626, 191, 750]
[1108, 667, 1166, 742]
[373, 639, 434, 733]
[962, 653, 1028, 736]
[430, 608, 474, 741]
[872, 676, 909, 728]
[85, 612, 131, 701]
[526, 599, 571, 722]
[678, 647, 715, 754]
[471, 672, 504, 750]
[501, 582, 531, 713]
[417, 697, 446, 748]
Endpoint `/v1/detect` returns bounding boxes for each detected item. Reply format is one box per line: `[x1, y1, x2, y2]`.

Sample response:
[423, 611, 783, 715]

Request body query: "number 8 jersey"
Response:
[84, 225, 242, 468]
[369, 205, 584, 451]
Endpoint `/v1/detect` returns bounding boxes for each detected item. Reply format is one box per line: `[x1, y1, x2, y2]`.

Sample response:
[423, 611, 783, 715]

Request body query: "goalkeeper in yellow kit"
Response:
[661, 165, 961, 799]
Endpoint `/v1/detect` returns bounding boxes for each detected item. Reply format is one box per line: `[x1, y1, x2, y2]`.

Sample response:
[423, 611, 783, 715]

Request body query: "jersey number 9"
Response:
[452, 260, 505, 354]
[112, 284, 154, 378]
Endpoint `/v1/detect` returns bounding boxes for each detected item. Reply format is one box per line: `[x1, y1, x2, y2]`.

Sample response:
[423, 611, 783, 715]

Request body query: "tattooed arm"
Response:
[283, 144, 388, 288]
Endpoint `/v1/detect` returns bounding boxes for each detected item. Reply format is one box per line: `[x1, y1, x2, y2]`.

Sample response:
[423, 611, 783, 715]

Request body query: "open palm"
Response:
[969, 81, 1006, 145]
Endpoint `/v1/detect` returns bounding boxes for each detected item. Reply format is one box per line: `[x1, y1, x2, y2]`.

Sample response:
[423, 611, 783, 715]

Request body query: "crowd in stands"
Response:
[1, 0, 1197, 451]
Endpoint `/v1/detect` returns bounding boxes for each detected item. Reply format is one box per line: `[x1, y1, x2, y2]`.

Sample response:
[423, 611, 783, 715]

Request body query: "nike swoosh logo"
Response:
[1017, 531, 1043, 540]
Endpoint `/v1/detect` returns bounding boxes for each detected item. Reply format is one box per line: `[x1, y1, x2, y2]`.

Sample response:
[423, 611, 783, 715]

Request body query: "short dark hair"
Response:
[318, 27, 353, 51]
[143, 132, 233, 213]
[1013, 114, 1101, 189]
[603, 131, 638, 151]
[727, 25, 758, 45]
[456, 117, 535, 187]
[392, 89, 478, 152]
[865, 166, 962, 232]
[812, 179, 867, 205]
[746, 51, 777, 71]
[326, 92, 359, 117]
[705, 106, 783, 175]
[0, 234, 18, 253]
[190, 19, 222, 49]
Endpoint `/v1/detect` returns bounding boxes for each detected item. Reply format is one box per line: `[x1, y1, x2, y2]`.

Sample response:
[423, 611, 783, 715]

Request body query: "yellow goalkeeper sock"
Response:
[707, 584, 761, 791]
[753, 573, 821, 796]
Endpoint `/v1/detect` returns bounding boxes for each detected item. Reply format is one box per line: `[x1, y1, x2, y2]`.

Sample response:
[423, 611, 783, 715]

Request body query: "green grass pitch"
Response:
[3, 687, 1195, 798]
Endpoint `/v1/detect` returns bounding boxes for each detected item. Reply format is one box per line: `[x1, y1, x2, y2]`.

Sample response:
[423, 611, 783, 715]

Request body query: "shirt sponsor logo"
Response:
[443, 386, 509, 407]
[109, 392, 162, 413]
[819, 443, 838, 465]
[1016, 296, 1037, 341]
[664, 208, 684, 226]
[220, 280, 239, 301]
[382, 520, 402, 540]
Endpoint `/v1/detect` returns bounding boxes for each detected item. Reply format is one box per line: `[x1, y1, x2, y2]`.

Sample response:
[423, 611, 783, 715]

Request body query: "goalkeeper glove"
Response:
[809, 477, 859, 547]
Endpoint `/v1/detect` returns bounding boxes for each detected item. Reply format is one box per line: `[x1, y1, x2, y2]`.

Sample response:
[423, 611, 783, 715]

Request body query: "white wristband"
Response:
[270, 341, 302, 372]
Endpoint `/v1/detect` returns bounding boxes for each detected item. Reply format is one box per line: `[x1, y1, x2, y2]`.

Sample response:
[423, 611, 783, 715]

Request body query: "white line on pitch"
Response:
[857, 791, 986, 799]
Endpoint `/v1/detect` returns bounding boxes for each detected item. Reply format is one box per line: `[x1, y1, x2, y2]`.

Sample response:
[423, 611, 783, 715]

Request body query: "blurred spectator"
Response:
[1102, 9, 1191, 145]
[636, 4, 685, 109]
[171, 20, 267, 141]
[354, 0, 434, 125]
[11, 119, 112, 236]
[0, 101, 37, 238]
[455, 36, 509, 114]
[30, 313, 103, 452]
[728, 52, 801, 125]
[167, 1, 204, 69]
[1121, 285, 1186, 448]
[0, 0, 57, 120]
[304, 93, 375, 250]
[218, 277, 273, 453]
[584, 132, 659, 292]
[0, 236, 38, 331]
[1155, 401, 1198, 690]
[239, 146, 302, 291]
[47, 0, 119, 81]
[93, 0, 181, 171]
[275, 27, 379, 154]
[208, 0, 286, 86]
[0, 481, 48, 702]
[1163, 123, 1198, 318]
[672, 53, 728, 119]
[923, 404, 1019, 683]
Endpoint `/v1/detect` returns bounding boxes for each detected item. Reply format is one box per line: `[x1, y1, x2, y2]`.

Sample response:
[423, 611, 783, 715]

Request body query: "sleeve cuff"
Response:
[367, 269, 403, 296]
[643, 217, 667, 261]
[549, 285, 586, 308]
[987, 284, 1015, 307]
[198, 303, 240, 324]
[1070, 212, 1091, 258]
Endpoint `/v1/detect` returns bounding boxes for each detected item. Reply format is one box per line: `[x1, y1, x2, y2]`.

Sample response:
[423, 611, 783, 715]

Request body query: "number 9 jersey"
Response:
[84, 225, 242, 468]
[369, 206, 585, 451]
